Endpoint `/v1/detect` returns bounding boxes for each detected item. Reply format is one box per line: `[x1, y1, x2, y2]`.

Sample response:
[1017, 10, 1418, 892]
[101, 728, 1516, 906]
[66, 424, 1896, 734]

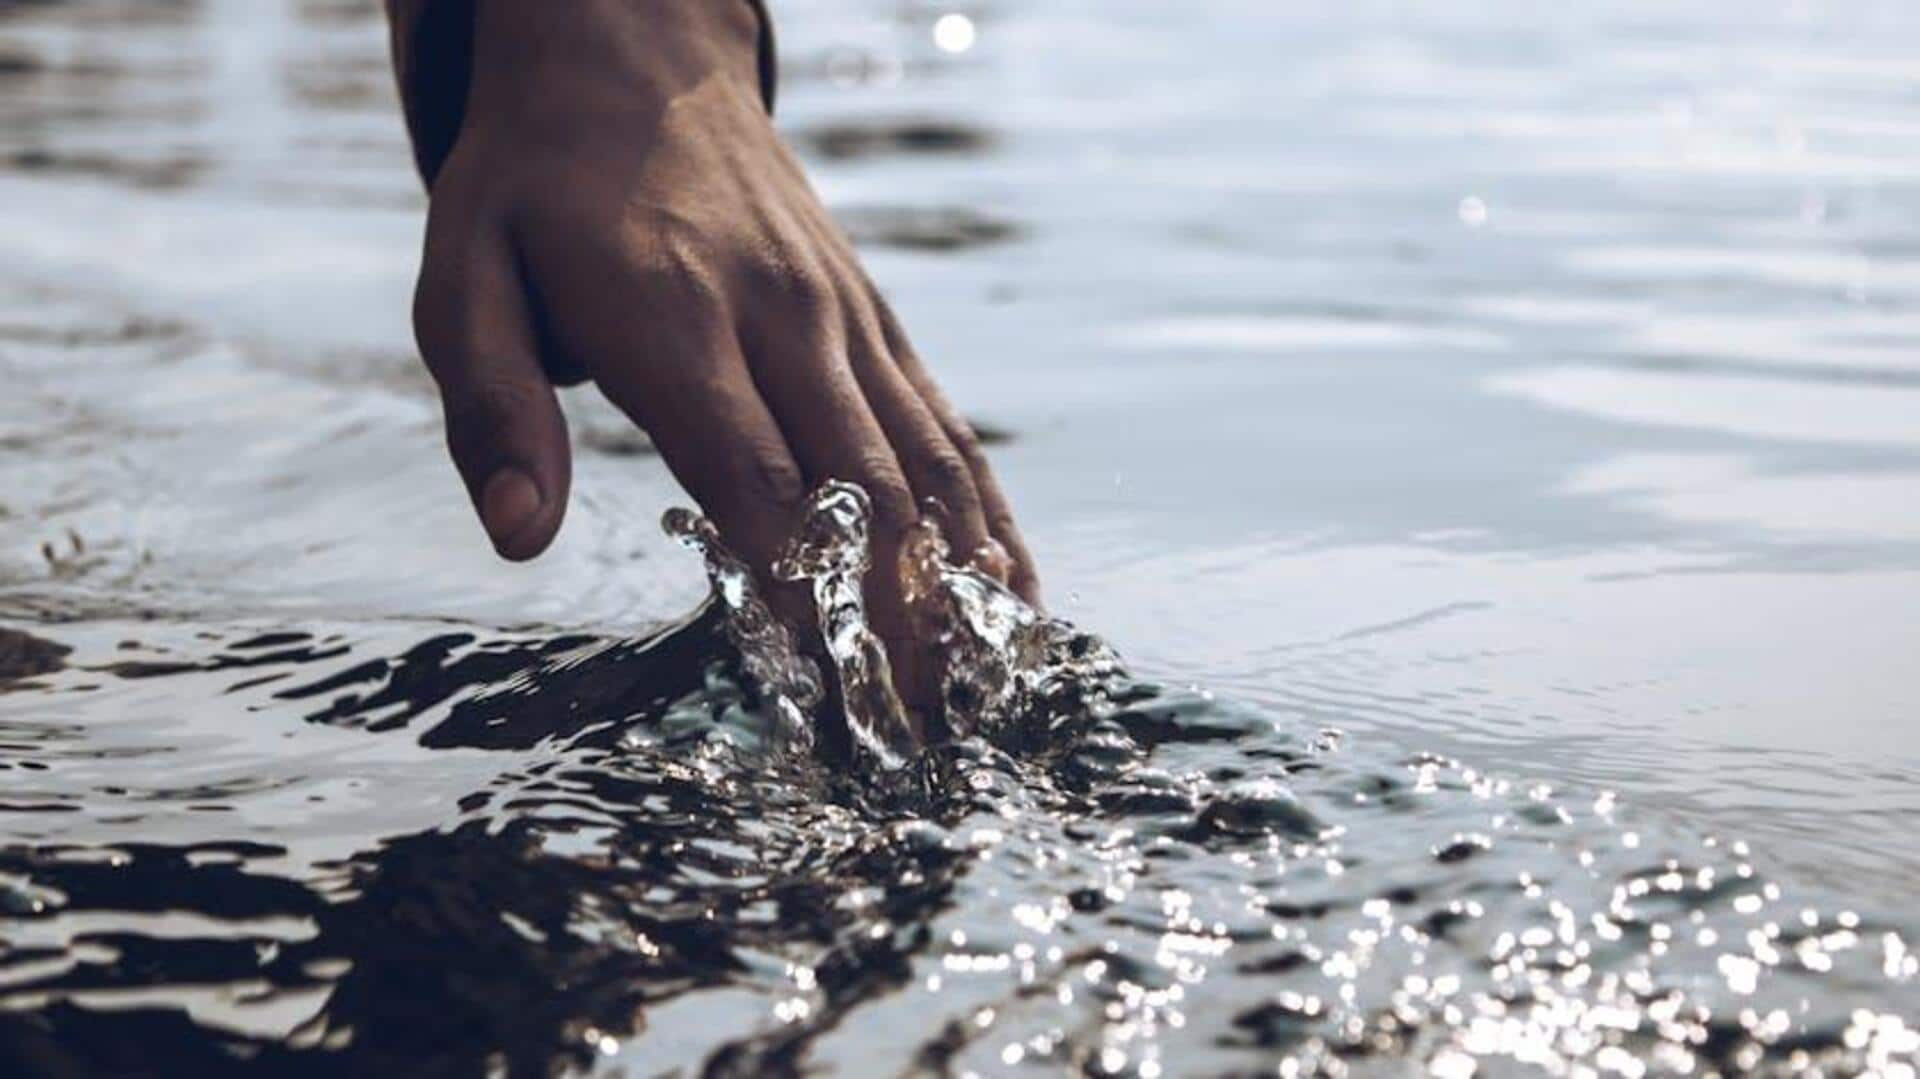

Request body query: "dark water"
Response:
[4, 609, 1917, 1075]
[3, 0, 1919, 1074]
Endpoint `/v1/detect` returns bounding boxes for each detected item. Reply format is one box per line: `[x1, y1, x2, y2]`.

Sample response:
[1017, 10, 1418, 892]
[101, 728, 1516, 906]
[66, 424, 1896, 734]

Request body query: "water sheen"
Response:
[3, 491, 1916, 1073]
[771, 481, 917, 772]
[4, 0, 1920, 1074]
[3, 591, 1920, 1067]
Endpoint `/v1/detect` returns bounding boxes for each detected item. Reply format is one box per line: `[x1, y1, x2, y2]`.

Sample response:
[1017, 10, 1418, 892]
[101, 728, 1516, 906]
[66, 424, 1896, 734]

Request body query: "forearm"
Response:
[385, 0, 777, 186]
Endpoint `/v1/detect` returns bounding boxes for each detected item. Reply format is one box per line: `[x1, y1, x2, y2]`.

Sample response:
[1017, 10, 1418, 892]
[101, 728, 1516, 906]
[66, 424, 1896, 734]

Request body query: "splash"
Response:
[666, 481, 1123, 769]
[662, 506, 820, 760]
[767, 481, 918, 772]
[2, 507, 1916, 1075]
[898, 500, 1121, 739]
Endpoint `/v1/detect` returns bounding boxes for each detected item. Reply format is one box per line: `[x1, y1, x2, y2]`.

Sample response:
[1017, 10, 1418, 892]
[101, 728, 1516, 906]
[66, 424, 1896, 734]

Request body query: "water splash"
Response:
[662, 506, 820, 760]
[899, 501, 1121, 739]
[765, 481, 918, 772]
[3, 565, 1917, 1075]
[670, 482, 1125, 771]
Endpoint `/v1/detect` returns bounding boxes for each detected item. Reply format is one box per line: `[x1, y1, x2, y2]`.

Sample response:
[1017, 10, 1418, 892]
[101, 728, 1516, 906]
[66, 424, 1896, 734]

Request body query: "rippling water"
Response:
[2, 0, 1918, 1073]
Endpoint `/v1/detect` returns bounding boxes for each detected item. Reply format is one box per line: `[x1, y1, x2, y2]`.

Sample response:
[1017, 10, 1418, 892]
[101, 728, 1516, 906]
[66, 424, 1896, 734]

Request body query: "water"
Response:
[2, 0, 1918, 1073]
[771, 482, 919, 770]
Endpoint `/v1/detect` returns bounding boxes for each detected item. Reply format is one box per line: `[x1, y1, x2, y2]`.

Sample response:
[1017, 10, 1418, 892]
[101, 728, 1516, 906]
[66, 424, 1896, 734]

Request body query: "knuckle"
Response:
[744, 249, 834, 318]
[631, 210, 707, 266]
[443, 378, 544, 469]
[639, 211, 711, 268]
[667, 354, 732, 402]
[738, 442, 807, 509]
[848, 455, 915, 523]
[622, 211, 728, 309]
[446, 375, 546, 432]
[918, 447, 974, 494]
[945, 420, 993, 471]
[847, 447, 903, 483]
[661, 262, 728, 314]
[942, 414, 985, 453]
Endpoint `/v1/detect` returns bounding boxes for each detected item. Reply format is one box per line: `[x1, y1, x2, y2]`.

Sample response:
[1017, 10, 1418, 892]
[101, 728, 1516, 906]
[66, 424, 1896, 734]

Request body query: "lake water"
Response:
[1, 0, 1917, 1073]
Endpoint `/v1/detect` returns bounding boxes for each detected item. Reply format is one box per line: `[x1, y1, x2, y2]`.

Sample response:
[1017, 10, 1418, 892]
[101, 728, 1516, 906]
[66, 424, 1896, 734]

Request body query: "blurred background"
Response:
[2, 0, 1918, 901]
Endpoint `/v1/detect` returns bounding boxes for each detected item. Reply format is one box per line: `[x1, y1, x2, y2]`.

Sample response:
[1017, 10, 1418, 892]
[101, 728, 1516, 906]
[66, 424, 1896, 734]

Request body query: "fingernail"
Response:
[480, 467, 543, 557]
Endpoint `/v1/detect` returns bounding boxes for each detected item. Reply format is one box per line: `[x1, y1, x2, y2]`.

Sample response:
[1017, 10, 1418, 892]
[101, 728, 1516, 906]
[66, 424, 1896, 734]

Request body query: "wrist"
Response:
[391, 0, 776, 185]
[465, 0, 765, 140]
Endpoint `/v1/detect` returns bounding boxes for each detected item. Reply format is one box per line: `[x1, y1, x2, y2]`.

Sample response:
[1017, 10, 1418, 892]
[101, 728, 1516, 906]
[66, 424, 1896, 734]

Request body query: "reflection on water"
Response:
[3, 0, 1920, 1072]
[1, 612, 1915, 1073]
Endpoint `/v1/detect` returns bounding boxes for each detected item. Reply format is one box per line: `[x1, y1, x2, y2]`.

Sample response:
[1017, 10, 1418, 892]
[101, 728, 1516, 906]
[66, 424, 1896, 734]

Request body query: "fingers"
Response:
[843, 304, 994, 567]
[609, 338, 807, 578]
[872, 297, 1042, 604]
[733, 262, 979, 716]
[740, 281, 919, 603]
[545, 245, 808, 576]
[491, 184, 1038, 675]
[776, 187, 1034, 600]
[414, 217, 571, 561]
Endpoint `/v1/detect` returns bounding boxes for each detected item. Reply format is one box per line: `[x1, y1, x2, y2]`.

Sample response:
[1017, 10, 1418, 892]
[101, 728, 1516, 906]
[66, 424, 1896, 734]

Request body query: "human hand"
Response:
[405, 0, 1036, 703]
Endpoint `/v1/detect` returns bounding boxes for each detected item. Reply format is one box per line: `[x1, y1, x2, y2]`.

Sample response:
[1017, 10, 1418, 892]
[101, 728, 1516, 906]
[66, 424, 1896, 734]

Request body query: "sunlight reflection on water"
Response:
[1, 0, 1918, 1071]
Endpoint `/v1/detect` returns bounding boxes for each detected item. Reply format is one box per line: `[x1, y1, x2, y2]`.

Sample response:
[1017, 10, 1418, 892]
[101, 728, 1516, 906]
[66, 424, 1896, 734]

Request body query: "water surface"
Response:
[2, 0, 1918, 1073]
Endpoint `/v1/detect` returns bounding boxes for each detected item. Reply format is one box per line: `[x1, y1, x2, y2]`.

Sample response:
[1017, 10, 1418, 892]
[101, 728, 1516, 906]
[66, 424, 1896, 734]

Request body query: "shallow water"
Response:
[2, 0, 1918, 1073]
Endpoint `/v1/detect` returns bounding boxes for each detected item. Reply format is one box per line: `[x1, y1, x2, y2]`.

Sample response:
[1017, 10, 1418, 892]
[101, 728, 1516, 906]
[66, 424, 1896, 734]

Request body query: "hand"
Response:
[407, 0, 1037, 702]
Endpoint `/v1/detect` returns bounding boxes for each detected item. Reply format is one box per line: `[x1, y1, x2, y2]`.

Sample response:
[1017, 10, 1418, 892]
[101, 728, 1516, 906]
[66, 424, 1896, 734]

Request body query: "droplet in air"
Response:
[1457, 196, 1489, 228]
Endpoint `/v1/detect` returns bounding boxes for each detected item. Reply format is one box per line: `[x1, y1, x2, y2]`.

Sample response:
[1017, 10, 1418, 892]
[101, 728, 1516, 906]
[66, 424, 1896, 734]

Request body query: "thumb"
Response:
[413, 224, 571, 561]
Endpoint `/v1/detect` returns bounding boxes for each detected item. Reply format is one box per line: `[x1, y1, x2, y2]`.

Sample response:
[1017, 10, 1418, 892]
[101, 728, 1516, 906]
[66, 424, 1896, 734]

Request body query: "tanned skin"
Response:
[385, 0, 1036, 703]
